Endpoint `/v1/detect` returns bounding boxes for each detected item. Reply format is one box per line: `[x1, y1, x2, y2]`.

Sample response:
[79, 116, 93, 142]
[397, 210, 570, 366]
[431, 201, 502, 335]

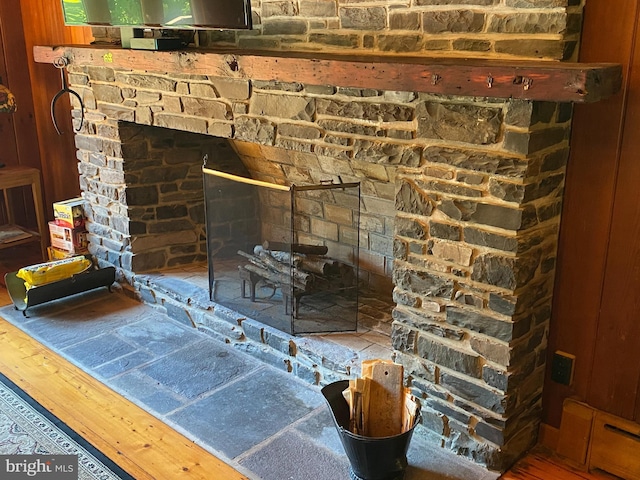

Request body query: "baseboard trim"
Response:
[538, 422, 560, 450]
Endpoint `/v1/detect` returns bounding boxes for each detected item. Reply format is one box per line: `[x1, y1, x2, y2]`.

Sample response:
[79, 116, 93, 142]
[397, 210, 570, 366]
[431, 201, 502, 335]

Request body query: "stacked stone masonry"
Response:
[55, 0, 585, 470]
[95, 0, 584, 61]
[68, 61, 570, 471]
[58, 0, 589, 472]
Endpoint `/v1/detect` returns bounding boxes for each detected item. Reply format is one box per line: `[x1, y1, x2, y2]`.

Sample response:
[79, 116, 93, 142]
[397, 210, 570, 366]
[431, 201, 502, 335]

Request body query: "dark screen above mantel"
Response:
[61, 0, 252, 30]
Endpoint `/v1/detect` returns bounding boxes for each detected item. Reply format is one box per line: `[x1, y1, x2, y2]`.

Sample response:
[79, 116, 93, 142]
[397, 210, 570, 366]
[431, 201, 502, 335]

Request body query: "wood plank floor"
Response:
[0, 305, 248, 480]
[0, 244, 621, 480]
[500, 448, 619, 480]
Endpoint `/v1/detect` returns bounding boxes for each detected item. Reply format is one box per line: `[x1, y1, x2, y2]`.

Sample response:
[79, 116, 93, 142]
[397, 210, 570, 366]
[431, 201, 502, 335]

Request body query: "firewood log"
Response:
[238, 250, 312, 289]
[242, 264, 308, 291]
[256, 250, 313, 286]
[298, 256, 340, 275]
[237, 250, 270, 270]
[262, 240, 328, 255]
[253, 246, 303, 267]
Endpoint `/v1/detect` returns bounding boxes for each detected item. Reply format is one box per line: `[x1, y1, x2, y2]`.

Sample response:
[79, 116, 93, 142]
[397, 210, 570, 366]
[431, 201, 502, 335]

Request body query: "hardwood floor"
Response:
[500, 448, 619, 480]
[0, 244, 622, 480]
[0, 244, 247, 479]
[0, 317, 248, 480]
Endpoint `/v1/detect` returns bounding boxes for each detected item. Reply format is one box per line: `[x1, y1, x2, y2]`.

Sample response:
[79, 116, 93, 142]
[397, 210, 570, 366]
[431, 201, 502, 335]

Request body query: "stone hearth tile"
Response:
[94, 350, 155, 379]
[360, 329, 393, 346]
[137, 339, 256, 400]
[320, 332, 373, 352]
[293, 407, 344, 457]
[0, 301, 144, 349]
[168, 366, 324, 459]
[404, 429, 500, 480]
[359, 342, 394, 361]
[115, 316, 204, 355]
[209, 279, 243, 302]
[138, 390, 185, 415]
[238, 429, 350, 480]
[61, 332, 138, 369]
[108, 369, 187, 415]
[11, 288, 121, 320]
[25, 289, 144, 321]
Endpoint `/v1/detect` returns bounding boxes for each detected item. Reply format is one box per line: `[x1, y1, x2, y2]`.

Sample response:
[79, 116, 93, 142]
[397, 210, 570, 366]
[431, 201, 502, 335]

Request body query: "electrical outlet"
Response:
[551, 351, 575, 386]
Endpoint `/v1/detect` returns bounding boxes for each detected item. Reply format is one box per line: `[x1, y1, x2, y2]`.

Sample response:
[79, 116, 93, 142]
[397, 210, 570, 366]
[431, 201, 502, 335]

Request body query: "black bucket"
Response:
[321, 380, 419, 480]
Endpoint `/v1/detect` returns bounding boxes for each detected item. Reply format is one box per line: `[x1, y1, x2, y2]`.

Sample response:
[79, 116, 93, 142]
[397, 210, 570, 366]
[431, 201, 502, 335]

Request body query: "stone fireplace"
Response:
[34, 0, 623, 472]
[66, 64, 565, 469]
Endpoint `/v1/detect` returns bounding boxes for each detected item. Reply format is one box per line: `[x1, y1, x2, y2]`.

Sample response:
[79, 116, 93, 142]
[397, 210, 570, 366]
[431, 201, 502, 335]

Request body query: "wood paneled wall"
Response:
[543, 0, 640, 426]
[0, 0, 91, 216]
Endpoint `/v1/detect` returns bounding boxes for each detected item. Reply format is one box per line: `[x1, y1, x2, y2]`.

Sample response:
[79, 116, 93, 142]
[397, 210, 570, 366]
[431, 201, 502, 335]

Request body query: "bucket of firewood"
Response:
[321, 360, 420, 480]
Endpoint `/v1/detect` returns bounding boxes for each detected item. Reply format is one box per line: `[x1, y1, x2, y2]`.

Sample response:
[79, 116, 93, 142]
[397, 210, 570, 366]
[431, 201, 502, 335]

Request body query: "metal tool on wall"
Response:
[50, 56, 85, 135]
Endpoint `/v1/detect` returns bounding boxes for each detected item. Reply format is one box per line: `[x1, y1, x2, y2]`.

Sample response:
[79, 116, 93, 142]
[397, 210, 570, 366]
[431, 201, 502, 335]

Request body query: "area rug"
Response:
[0, 372, 133, 480]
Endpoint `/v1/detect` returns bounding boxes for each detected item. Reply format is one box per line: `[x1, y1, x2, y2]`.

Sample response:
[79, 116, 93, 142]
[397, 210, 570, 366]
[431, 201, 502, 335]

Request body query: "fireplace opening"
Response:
[116, 122, 393, 335]
[203, 160, 361, 334]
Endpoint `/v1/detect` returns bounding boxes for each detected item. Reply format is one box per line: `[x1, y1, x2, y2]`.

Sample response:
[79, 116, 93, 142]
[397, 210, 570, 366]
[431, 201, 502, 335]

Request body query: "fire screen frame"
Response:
[202, 163, 361, 335]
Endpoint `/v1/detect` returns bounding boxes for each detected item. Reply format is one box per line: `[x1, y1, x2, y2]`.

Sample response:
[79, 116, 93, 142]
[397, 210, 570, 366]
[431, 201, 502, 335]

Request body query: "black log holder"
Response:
[5, 258, 116, 316]
[322, 380, 420, 480]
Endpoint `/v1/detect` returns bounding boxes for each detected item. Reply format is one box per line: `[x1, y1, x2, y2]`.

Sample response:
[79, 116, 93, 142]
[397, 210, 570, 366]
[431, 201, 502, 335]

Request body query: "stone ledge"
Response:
[125, 274, 386, 387]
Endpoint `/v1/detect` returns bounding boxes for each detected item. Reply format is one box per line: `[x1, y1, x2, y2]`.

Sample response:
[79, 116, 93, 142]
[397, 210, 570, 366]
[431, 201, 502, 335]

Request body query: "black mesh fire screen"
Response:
[203, 161, 360, 335]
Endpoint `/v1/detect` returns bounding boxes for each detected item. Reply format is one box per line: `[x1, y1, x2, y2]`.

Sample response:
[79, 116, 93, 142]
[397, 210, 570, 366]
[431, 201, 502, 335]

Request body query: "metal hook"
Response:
[486, 75, 494, 89]
[50, 56, 85, 135]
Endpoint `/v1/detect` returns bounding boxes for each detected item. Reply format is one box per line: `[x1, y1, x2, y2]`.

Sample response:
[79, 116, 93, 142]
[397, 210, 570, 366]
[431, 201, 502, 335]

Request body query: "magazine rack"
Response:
[4, 259, 116, 316]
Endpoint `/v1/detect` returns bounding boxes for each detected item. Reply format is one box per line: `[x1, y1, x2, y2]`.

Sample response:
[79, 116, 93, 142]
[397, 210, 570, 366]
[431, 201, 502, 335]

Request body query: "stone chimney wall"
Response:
[67, 60, 570, 470]
[67, 0, 586, 472]
[94, 1, 583, 61]
[392, 101, 570, 469]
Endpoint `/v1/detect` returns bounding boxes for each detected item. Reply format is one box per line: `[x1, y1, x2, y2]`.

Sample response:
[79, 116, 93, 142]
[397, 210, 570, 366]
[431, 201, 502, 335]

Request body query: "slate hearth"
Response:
[132, 260, 396, 382]
[0, 288, 499, 480]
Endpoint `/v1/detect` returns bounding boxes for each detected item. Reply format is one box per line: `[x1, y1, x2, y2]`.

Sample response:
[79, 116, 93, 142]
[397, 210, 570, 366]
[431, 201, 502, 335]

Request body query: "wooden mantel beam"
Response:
[34, 45, 622, 103]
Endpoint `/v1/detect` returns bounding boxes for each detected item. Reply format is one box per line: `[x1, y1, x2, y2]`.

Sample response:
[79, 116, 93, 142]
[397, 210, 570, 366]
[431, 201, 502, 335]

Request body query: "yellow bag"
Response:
[17, 256, 92, 287]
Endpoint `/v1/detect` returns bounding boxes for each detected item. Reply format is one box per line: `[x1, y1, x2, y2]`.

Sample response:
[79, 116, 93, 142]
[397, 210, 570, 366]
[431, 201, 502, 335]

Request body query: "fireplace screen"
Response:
[203, 162, 360, 335]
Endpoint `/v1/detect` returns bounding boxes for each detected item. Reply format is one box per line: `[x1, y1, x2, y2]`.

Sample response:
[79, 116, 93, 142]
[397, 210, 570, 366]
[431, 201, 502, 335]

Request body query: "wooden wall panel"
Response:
[542, 0, 639, 427]
[0, 1, 42, 227]
[586, 22, 640, 419]
[0, 3, 28, 172]
[0, 0, 41, 171]
[0, 22, 19, 171]
[14, 0, 92, 214]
